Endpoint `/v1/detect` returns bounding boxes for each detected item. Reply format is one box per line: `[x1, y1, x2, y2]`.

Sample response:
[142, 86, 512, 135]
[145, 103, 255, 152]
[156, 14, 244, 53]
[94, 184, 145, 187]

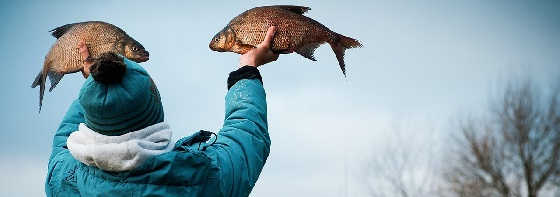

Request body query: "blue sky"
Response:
[0, 1, 558, 196]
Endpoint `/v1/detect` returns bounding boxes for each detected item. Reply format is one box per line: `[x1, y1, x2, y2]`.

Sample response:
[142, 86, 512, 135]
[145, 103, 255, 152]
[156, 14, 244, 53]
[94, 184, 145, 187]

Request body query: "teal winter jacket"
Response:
[45, 79, 269, 196]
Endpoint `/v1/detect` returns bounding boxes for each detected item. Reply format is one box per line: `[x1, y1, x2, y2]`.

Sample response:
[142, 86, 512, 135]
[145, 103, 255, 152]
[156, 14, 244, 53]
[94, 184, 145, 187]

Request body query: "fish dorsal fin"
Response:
[49, 23, 77, 39]
[270, 5, 311, 15]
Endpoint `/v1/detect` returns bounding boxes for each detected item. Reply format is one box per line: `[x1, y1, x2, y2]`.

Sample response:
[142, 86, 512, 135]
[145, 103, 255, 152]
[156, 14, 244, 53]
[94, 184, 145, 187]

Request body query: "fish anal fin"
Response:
[47, 71, 64, 92]
[296, 42, 321, 61]
[49, 23, 78, 39]
[268, 5, 311, 15]
[275, 49, 293, 54]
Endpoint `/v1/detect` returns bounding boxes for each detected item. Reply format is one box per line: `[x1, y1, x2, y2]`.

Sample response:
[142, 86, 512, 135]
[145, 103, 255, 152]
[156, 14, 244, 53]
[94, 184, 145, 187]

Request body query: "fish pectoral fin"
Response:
[296, 43, 321, 61]
[47, 71, 64, 92]
[269, 5, 311, 15]
[232, 43, 255, 54]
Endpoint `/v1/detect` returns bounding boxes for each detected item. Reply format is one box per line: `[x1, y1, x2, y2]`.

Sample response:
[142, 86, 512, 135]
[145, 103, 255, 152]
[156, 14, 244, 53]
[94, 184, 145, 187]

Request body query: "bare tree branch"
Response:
[361, 121, 441, 197]
[443, 78, 560, 197]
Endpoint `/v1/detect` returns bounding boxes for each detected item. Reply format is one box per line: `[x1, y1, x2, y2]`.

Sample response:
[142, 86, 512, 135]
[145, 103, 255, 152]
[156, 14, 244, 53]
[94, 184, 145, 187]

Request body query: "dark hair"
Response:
[90, 53, 126, 84]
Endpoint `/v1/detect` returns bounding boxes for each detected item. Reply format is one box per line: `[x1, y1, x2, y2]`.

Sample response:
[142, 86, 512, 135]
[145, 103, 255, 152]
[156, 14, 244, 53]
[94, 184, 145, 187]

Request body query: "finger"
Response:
[78, 41, 91, 62]
[261, 26, 276, 48]
[78, 40, 85, 48]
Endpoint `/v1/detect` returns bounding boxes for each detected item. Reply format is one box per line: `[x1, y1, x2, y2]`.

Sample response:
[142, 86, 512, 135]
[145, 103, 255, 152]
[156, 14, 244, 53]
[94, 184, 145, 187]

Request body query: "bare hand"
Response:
[239, 26, 279, 67]
[78, 41, 94, 78]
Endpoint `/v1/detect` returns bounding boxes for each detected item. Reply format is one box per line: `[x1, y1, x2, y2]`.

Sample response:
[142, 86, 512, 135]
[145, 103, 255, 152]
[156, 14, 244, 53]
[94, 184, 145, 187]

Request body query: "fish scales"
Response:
[52, 23, 122, 73]
[231, 7, 329, 51]
[32, 21, 149, 112]
[209, 5, 361, 76]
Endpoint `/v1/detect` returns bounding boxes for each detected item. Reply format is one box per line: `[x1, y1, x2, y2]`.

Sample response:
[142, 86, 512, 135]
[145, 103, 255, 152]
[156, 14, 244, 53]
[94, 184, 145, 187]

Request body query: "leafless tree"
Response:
[443, 79, 560, 197]
[361, 122, 442, 197]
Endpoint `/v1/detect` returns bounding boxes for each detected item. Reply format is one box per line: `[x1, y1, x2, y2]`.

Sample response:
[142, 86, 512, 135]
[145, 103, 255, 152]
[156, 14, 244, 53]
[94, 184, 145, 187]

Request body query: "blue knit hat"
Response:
[79, 56, 163, 136]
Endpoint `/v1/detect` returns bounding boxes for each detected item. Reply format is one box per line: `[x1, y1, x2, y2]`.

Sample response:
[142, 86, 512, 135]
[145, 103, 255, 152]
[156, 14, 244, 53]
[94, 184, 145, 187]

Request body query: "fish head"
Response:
[209, 27, 235, 52]
[123, 40, 149, 62]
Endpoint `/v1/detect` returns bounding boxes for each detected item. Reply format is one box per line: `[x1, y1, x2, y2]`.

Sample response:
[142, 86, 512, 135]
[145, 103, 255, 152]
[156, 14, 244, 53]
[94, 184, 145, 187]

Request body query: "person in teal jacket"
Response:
[45, 27, 279, 196]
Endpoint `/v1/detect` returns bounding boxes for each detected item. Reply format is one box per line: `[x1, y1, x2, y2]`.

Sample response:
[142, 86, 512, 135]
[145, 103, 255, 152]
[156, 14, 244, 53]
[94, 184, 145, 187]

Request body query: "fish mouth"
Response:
[211, 48, 226, 52]
[134, 51, 150, 62]
[137, 56, 149, 62]
[130, 55, 149, 63]
[209, 45, 226, 52]
[209, 43, 218, 51]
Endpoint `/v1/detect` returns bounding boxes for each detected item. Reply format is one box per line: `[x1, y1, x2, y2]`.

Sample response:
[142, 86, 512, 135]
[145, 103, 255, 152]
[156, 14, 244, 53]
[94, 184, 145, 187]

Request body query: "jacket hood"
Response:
[66, 122, 173, 172]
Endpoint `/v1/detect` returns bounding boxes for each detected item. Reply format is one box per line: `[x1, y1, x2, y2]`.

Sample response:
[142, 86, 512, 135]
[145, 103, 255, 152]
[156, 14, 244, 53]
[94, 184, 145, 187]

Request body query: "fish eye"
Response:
[131, 46, 138, 51]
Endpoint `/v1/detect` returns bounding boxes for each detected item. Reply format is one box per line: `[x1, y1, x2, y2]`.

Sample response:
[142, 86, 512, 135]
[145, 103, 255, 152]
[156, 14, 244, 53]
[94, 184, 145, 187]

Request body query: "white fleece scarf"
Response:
[67, 122, 174, 172]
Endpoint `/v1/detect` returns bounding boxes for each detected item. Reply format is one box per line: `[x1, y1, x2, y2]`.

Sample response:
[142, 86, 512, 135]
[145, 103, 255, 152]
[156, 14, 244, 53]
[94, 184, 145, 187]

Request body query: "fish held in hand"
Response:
[209, 5, 362, 76]
[31, 21, 149, 112]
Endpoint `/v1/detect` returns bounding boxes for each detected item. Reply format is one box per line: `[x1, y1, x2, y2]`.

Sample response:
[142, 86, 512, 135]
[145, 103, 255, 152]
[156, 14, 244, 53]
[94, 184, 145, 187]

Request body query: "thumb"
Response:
[78, 41, 90, 61]
[261, 26, 276, 48]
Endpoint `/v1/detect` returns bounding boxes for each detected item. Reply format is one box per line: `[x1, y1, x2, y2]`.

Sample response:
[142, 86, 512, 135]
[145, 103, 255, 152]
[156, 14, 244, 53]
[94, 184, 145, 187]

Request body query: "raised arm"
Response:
[210, 27, 278, 196]
[50, 99, 85, 158]
[49, 41, 93, 158]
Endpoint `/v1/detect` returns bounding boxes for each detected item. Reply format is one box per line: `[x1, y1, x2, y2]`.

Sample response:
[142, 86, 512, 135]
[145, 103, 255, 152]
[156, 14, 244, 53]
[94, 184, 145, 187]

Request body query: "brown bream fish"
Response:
[31, 21, 149, 112]
[209, 5, 361, 75]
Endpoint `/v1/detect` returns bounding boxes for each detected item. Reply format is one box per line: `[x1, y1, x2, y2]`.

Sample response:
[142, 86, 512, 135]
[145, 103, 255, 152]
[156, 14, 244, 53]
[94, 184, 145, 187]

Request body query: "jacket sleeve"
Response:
[50, 99, 85, 159]
[212, 77, 270, 196]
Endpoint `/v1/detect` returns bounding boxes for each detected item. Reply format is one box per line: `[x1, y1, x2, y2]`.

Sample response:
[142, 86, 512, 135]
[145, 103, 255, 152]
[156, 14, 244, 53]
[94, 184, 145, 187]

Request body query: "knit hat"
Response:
[79, 53, 163, 136]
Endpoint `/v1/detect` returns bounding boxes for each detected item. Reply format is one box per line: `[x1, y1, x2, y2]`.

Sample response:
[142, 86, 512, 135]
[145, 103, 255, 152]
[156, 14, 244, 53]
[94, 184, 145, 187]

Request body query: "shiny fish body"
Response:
[210, 5, 362, 76]
[32, 21, 149, 112]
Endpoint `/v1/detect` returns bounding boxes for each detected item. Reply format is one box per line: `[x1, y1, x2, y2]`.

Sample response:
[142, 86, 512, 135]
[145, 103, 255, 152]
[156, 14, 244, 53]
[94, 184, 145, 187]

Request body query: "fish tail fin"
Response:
[31, 70, 42, 88]
[330, 34, 362, 77]
[47, 71, 64, 92]
[338, 34, 362, 49]
[31, 70, 47, 113]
